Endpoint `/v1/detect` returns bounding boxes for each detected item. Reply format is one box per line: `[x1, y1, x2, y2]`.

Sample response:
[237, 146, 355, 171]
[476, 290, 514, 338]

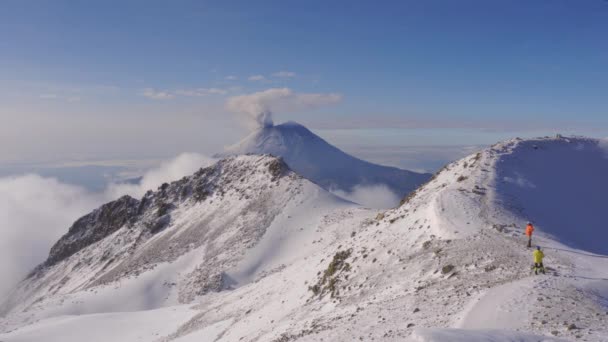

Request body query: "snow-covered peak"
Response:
[223, 122, 319, 158]
[220, 121, 431, 204]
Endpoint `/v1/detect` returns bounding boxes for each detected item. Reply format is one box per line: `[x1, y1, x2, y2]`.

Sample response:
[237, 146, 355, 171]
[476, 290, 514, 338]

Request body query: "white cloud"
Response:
[106, 153, 215, 199]
[272, 71, 296, 78]
[225, 75, 238, 81]
[0, 175, 103, 298]
[141, 88, 175, 100]
[226, 87, 342, 129]
[248, 75, 266, 82]
[330, 184, 400, 209]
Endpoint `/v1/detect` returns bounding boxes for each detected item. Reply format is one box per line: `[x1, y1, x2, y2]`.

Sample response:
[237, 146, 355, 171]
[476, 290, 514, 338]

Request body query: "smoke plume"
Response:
[226, 88, 342, 129]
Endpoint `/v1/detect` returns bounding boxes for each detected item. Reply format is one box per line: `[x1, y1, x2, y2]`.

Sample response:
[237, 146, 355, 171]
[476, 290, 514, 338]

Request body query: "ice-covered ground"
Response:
[0, 305, 199, 342]
[2, 136, 608, 341]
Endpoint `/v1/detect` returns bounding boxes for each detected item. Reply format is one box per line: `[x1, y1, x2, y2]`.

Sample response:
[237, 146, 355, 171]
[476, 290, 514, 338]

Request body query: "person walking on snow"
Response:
[525, 222, 535, 248]
[533, 246, 545, 275]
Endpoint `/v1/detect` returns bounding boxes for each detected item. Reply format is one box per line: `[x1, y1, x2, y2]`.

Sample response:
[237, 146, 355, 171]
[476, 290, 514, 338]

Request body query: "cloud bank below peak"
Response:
[0, 152, 215, 300]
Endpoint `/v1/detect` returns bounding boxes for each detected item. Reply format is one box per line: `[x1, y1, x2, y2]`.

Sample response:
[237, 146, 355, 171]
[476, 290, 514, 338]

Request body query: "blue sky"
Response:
[1, 0, 607, 170]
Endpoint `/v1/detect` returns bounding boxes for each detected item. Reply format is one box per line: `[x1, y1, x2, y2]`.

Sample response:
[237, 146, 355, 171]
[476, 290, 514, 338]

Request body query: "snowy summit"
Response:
[219, 121, 431, 203]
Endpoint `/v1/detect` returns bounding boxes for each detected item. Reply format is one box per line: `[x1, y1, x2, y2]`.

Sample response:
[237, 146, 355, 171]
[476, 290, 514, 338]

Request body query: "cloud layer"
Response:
[0, 175, 102, 298]
[106, 153, 215, 199]
[0, 153, 214, 299]
[226, 88, 342, 129]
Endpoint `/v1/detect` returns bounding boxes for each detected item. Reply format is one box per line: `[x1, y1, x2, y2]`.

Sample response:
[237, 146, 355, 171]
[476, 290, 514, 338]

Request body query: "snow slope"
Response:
[219, 121, 431, 202]
[409, 328, 569, 342]
[2, 136, 608, 342]
[492, 137, 608, 254]
[0, 305, 199, 342]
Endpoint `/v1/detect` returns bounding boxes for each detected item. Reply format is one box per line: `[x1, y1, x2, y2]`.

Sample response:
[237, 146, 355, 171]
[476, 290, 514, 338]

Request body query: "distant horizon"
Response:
[2, 0, 607, 168]
[1, 120, 605, 193]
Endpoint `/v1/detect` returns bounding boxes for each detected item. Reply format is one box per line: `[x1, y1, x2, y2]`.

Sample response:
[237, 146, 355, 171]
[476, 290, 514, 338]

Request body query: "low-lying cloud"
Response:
[0, 175, 102, 298]
[0, 153, 214, 300]
[106, 153, 215, 199]
[331, 184, 400, 209]
[226, 87, 342, 129]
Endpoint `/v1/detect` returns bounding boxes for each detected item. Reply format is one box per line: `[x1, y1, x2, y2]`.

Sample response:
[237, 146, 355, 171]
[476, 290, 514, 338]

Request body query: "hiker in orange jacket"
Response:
[525, 222, 534, 248]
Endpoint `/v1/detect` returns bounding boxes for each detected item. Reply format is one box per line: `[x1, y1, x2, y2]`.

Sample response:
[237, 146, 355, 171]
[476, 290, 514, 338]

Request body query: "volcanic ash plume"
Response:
[226, 88, 342, 130]
[256, 110, 274, 128]
[226, 88, 287, 129]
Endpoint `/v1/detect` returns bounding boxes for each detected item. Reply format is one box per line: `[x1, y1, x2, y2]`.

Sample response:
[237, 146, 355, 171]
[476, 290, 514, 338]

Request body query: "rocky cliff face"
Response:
[46, 195, 141, 266]
[43, 155, 291, 268]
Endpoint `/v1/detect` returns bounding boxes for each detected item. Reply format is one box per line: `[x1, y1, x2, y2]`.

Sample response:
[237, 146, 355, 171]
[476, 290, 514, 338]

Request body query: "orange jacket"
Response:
[526, 224, 534, 236]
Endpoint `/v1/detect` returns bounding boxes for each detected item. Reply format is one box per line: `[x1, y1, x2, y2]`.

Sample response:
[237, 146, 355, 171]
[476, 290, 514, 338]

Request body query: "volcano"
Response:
[219, 121, 431, 201]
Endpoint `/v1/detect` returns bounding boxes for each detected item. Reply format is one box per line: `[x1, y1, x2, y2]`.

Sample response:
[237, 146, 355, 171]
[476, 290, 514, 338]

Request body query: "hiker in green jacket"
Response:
[533, 246, 545, 275]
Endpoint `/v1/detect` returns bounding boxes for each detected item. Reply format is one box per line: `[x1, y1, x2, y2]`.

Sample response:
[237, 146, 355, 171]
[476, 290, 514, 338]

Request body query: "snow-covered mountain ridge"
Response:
[2, 136, 608, 342]
[219, 122, 431, 201]
[0, 155, 354, 320]
[44, 154, 291, 268]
